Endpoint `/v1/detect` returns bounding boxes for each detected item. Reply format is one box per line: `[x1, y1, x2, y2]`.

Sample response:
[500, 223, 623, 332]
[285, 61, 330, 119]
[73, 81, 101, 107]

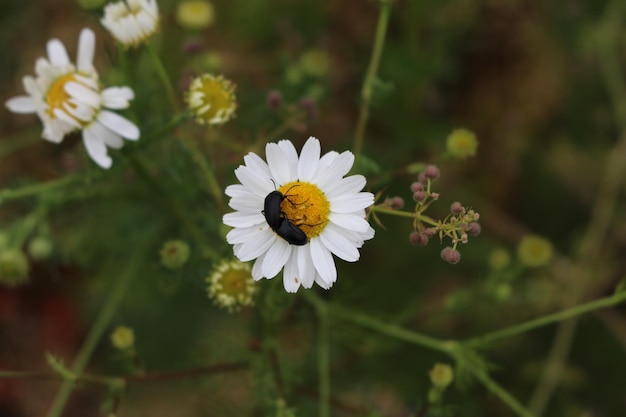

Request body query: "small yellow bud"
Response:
[517, 234, 553, 267]
[159, 240, 190, 269]
[299, 50, 331, 78]
[176, 0, 215, 30]
[28, 236, 53, 261]
[488, 248, 511, 270]
[446, 128, 478, 159]
[0, 249, 29, 287]
[429, 363, 454, 389]
[110, 326, 135, 350]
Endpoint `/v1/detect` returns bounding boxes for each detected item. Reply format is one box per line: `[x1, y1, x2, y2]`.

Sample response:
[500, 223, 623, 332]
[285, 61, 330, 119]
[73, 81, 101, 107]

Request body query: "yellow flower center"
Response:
[46, 74, 79, 119]
[278, 181, 330, 239]
[220, 268, 251, 297]
[186, 74, 236, 125]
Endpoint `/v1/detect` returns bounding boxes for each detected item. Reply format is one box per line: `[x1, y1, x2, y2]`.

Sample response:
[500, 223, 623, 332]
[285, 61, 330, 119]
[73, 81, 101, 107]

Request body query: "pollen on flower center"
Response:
[45, 73, 97, 124]
[278, 181, 330, 239]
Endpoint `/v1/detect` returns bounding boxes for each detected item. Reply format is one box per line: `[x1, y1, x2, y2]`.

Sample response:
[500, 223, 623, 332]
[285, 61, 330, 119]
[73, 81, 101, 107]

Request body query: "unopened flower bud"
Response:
[424, 228, 437, 237]
[423, 164, 440, 180]
[450, 201, 464, 215]
[418, 172, 427, 184]
[267, 90, 282, 112]
[409, 231, 429, 246]
[0, 249, 29, 286]
[27, 236, 53, 261]
[386, 196, 404, 210]
[410, 181, 423, 193]
[429, 363, 454, 389]
[446, 128, 478, 159]
[413, 191, 426, 202]
[518, 235, 553, 267]
[467, 222, 481, 237]
[176, 0, 215, 30]
[299, 97, 317, 122]
[440, 247, 461, 264]
[430, 192, 440, 200]
[160, 240, 190, 269]
[110, 326, 135, 350]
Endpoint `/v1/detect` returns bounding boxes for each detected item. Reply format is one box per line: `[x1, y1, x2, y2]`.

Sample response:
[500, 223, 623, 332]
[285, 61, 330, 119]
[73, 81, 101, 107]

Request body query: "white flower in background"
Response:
[101, 0, 160, 48]
[5, 28, 139, 169]
[223, 137, 375, 293]
[185, 73, 237, 126]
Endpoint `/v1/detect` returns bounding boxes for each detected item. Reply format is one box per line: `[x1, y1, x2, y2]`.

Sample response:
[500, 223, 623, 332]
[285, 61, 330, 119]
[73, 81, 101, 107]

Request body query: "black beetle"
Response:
[262, 186, 308, 246]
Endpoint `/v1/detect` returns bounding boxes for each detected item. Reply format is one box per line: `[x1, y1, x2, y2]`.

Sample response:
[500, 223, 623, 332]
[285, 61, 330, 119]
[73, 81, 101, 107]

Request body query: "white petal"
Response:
[227, 224, 268, 244]
[234, 165, 274, 198]
[315, 272, 333, 290]
[63, 100, 95, 122]
[298, 136, 321, 182]
[328, 212, 371, 233]
[96, 110, 139, 140]
[283, 254, 301, 293]
[243, 152, 272, 179]
[223, 211, 265, 228]
[53, 108, 82, 129]
[234, 228, 276, 262]
[102, 87, 134, 109]
[266, 142, 292, 185]
[319, 224, 360, 262]
[5, 96, 36, 113]
[314, 151, 355, 189]
[324, 175, 366, 199]
[82, 127, 112, 169]
[229, 195, 264, 213]
[331, 192, 374, 213]
[310, 238, 337, 286]
[77, 28, 95, 74]
[47, 39, 70, 66]
[90, 120, 124, 149]
[296, 246, 316, 289]
[262, 238, 292, 278]
[251, 254, 265, 280]
[65, 82, 101, 108]
[277, 139, 299, 179]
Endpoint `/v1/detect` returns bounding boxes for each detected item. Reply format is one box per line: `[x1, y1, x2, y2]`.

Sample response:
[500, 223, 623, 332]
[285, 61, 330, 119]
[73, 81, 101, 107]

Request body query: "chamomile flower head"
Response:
[185, 73, 236, 125]
[222, 137, 375, 293]
[5, 28, 139, 169]
[101, 0, 160, 48]
[207, 259, 256, 312]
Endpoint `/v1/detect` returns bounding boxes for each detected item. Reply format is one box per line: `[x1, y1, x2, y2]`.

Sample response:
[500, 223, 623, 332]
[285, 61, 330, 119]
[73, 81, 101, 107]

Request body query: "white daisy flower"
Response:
[223, 137, 375, 293]
[5, 28, 139, 169]
[101, 0, 160, 48]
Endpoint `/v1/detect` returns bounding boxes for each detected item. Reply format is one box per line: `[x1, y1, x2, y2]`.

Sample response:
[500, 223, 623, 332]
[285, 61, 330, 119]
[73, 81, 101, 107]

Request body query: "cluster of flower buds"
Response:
[406, 165, 481, 264]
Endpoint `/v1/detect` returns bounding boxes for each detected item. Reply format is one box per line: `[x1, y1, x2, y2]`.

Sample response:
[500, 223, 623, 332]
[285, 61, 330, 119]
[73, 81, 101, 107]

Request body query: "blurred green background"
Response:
[1, 0, 625, 416]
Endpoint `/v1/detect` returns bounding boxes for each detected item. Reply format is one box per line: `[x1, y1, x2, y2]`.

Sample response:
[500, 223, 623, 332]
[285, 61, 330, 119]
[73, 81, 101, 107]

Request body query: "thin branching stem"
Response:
[466, 291, 626, 348]
[353, 0, 392, 157]
[46, 227, 159, 417]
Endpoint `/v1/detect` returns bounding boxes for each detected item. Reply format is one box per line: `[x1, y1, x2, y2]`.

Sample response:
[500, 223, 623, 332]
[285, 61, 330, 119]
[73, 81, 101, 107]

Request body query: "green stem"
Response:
[369, 205, 439, 226]
[45, 228, 157, 417]
[470, 366, 535, 417]
[145, 43, 179, 112]
[179, 137, 226, 213]
[0, 128, 40, 160]
[353, 0, 392, 157]
[322, 301, 452, 354]
[123, 152, 217, 259]
[527, 319, 577, 416]
[317, 303, 331, 417]
[465, 291, 626, 348]
[0, 174, 92, 204]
